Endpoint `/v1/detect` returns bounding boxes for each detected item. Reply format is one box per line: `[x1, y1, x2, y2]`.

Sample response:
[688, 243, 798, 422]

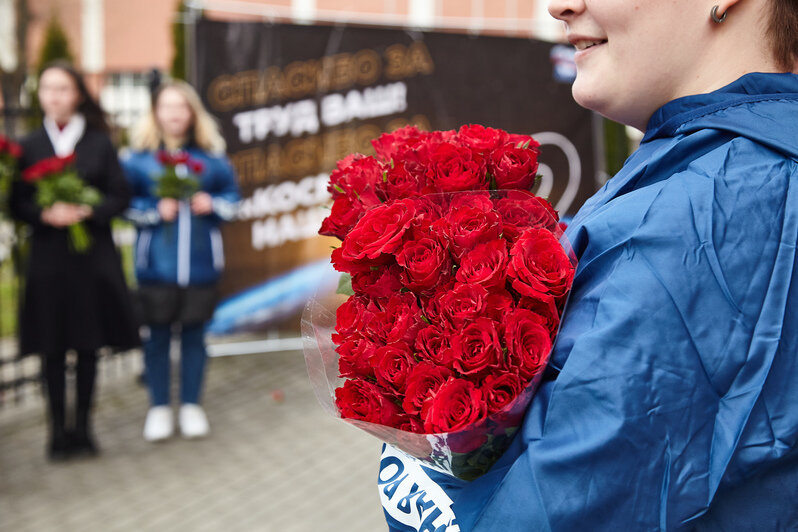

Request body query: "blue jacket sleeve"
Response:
[208, 156, 240, 223]
[121, 154, 161, 227]
[453, 150, 798, 531]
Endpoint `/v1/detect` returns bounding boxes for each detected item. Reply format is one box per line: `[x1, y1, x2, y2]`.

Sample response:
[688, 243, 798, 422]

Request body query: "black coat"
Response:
[10, 127, 140, 357]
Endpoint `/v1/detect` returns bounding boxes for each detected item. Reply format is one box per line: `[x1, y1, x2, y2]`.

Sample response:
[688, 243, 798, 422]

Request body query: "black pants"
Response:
[42, 350, 97, 437]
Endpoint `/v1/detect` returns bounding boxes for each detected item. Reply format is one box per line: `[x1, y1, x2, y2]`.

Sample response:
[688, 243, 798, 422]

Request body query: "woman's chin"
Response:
[571, 82, 607, 115]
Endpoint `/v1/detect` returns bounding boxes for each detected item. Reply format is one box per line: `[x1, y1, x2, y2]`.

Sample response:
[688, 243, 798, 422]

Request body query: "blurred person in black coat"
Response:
[10, 62, 140, 461]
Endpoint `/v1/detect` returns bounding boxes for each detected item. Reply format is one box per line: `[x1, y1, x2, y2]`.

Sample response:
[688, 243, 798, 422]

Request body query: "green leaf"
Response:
[333, 184, 345, 194]
[336, 273, 355, 296]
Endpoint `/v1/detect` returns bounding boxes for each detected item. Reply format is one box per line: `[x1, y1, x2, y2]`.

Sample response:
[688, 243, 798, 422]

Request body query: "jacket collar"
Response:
[44, 113, 86, 157]
[642, 72, 798, 144]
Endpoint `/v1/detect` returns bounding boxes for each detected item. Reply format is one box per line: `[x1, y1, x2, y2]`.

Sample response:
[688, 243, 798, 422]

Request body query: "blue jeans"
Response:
[144, 323, 208, 406]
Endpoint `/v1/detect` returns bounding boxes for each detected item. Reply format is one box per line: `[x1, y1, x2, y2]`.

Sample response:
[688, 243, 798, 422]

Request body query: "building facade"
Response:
[2, 0, 563, 130]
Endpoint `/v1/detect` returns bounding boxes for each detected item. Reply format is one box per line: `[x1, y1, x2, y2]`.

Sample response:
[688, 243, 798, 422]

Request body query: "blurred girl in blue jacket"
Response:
[122, 81, 239, 442]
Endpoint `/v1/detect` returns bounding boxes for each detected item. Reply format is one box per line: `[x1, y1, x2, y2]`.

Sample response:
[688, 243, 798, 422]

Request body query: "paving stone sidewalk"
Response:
[0, 348, 386, 532]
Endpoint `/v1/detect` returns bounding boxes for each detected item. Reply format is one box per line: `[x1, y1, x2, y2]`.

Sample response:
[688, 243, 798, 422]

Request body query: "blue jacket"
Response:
[380, 73, 798, 531]
[121, 147, 240, 286]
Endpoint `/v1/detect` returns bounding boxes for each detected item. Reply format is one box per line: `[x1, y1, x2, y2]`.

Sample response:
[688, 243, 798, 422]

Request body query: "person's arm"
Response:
[450, 165, 798, 531]
[208, 156, 240, 222]
[88, 135, 132, 224]
[120, 152, 162, 227]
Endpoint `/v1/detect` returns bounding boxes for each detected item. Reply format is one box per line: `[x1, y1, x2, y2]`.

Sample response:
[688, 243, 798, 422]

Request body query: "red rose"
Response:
[421, 377, 487, 433]
[10, 142, 22, 158]
[341, 199, 416, 260]
[351, 264, 404, 299]
[333, 295, 381, 344]
[519, 295, 561, 338]
[320, 195, 362, 240]
[425, 142, 488, 193]
[371, 125, 427, 162]
[187, 159, 204, 174]
[373, 342, 416, 394]
[456, 124, 509, 154]
[486, 289, 516, 323]
[405, 198, 446, 241]
[507, 228, 574, 302]
[333, 296, 367, 339]
[328, 154, 385, 205]
[495, 191, 559, 243]
[396, 415, 426, 434]
[337, 337, 378, 379]
[448, 317, 504, 376]
[489, 144, 539, 190]
[335, 379, 402, 426]
[428, 282, 490, 329]
[21, 154, 75, 182]
[396, 237, 452, 293]
[481, 373, 525, 413]
[414, 325, 453, 366]
[158, 151, 190, 166]
[442, 201, 502, 259]
[384, 161, 423, 199]
[456, 240, 509, 290]
[330, 246, 380, 276]
[402, 362, 453, 416]
[507, 134, 541, 150]
[503, 309, 552, 381]
[448, 191, 493, 211]
[363, 292, 423, 346]
[0, 136, 22, 158]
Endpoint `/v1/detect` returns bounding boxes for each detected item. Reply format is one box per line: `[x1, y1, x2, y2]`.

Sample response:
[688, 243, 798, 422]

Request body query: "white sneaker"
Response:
[179, 404, 210, 439]
[143, 406, 173, 442]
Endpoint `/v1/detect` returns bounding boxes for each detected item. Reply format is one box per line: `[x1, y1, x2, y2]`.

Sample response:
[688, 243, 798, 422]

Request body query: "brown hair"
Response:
[768, 0, 798, 71]
[130, 80, 226, 154]
[40, 61, 110, 133]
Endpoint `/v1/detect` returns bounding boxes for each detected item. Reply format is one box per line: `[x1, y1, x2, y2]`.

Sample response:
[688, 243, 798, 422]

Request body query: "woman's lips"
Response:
[572, 39, 607, 60]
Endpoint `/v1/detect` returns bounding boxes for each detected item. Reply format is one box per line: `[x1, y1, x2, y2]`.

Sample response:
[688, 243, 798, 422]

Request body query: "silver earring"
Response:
[711, 5, 727, 23]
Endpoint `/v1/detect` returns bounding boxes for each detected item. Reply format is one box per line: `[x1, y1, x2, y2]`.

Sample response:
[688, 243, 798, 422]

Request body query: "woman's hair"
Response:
[768, 0, 798, 71]
[40, 61, 109, 133]
[130, 80, 226, 154]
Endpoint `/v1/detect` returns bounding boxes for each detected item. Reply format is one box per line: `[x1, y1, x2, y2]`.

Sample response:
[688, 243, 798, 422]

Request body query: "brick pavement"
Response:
[0, 348, 387, 532]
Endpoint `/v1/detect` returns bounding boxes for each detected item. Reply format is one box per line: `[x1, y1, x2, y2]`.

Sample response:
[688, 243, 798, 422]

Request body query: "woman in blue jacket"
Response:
[122, 81, 239, 442]
[379, 0, 798, 530]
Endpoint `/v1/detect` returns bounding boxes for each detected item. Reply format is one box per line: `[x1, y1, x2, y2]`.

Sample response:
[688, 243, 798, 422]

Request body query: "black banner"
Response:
[194, 20, 597, 329]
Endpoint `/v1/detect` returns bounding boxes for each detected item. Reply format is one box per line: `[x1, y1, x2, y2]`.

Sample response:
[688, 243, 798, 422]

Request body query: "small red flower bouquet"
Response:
[22, 153, 102, 253]
[0, 134, 23, 204]
[303, 125, 576, 480]
[0, 135, 23, 180]
[154, 150, 203, 200]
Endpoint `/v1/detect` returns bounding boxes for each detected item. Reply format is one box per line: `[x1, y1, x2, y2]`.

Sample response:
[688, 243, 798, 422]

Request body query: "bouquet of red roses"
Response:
[0, 134, 23, 206]
[0, 135, 23, 180]
[22, 153, 102, 253]
[303, 125, 576, 480]
[154, 150, 203, 200]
